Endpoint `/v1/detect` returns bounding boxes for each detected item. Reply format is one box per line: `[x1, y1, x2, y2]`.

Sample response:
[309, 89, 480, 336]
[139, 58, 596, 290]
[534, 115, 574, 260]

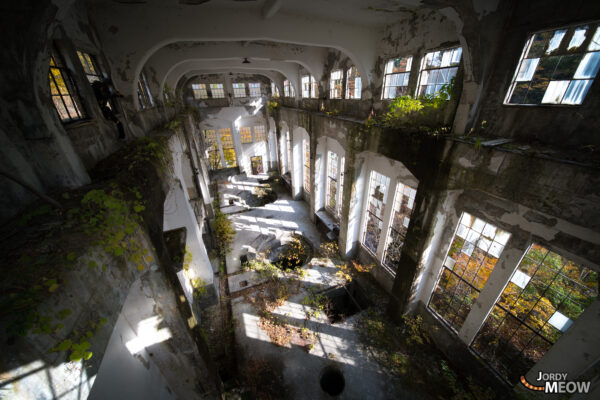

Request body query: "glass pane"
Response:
[516, 58, 539, 81]
[589, 27, 600, 50]
[574, 51, 600, 79]
[52, 96, 69, 120]
[541, 80, 569, 104]
[568, 26, 588, 50]
[546, 30, 567, 53]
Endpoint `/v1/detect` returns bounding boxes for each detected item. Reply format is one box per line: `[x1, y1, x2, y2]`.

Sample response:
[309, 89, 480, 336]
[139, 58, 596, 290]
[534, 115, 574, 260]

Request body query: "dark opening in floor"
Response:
[320, 366, 345, 396]
[324, 282, 371, 324]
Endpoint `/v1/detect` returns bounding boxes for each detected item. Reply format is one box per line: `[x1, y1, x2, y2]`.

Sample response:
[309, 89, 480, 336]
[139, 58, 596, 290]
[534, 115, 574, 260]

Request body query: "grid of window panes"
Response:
[249, 82, 261, 97]
[239, 126, 253, 143]
[218, 128, 237, 167]
[271, 81, 280, 97]
[77, 51, 102, 83]
[346, 67, 362, 99]
[382, 56, 412, 99]
[192, 83, 209, 99]
[210, 83, 225, 98]
[303, 139, 311, 193]
[49, 52, 84, 122]
[429, 212, 510, 332]
[203, 129, 220, 169]
[362, 171, 391, 255]
[505, 24, 600, 105]
[326, 151, 339, 217]
[137, 72, 154, 109]
[253, 125, 266, 142]
[417, 47, 462, 97]
[383, 184, 417, 272]
[471, 244, 598, 383]
[301, 76, 311, 98]
[233, 83, 246, 98]
[338, 157, 345, 216]
[330, 70, 343, 99]
[284, 80, 295, 97]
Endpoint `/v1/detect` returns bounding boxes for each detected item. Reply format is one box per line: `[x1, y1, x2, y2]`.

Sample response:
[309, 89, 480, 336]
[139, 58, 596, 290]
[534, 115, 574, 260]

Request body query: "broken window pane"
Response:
[429, 212, 510, 332]
[383, 183, 417, 272]
[382, 56, 412, 99]
[362, 171, 391, 255]
[77, 51, 102, 83]
[418, 46, 461, 97]
[301, 75, 310, 98]
[283, 80, 295, 97]
[471, 244, 598, 384]
[505, 22, 600, 105]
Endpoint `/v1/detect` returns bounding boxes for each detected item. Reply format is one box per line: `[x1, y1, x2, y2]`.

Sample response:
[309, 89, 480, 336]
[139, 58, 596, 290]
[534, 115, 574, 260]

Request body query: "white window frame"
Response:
[382, 56, 412, 99]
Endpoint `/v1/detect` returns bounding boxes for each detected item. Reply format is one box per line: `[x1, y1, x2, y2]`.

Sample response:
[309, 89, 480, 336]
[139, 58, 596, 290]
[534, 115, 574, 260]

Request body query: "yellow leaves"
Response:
[137, 264, 145, 272]
[144, 255, 153, 263]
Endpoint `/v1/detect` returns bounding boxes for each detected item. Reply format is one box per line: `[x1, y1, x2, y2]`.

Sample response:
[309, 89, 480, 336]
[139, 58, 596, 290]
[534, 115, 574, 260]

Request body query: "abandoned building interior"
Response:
[1, 0, 600, 399]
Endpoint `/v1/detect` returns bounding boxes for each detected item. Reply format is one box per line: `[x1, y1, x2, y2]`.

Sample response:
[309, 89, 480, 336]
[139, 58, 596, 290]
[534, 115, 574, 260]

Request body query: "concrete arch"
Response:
[146, 41, 328, 97]
[87, 3, 378, 108]
[167, 60, 302, 98]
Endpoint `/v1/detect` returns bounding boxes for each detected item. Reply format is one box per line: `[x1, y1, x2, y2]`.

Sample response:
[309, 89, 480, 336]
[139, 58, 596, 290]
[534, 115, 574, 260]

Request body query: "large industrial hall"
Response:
[0, 0, 599, 399]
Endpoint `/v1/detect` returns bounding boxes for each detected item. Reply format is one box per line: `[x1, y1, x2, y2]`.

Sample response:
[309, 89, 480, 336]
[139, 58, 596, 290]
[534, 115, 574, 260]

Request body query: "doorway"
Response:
[250, 156, 263, 175]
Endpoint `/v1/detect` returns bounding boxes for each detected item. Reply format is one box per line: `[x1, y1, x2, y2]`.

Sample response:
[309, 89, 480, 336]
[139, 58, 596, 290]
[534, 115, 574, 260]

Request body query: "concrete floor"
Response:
[221, 175, 422, 399]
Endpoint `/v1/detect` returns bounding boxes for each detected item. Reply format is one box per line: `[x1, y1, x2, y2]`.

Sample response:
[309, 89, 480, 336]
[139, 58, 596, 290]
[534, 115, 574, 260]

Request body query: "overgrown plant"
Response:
[213, 199, 235, 259]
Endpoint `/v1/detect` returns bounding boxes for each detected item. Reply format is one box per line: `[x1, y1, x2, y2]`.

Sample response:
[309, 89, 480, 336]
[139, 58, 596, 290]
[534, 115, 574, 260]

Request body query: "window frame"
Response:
[192, 83, 209, 99]
[137, 71, 154, 109]
[232, 82, 247, 98]
[382, 56, 413, 99]
[303, 139, 311, 193]
[253, 125, 267, 142]
[361, 170, 391, 256]
[504, 22, 600, 106]
[218, 128, 237, 168]
[345, 66, 362, 99]
[382, 183, 417, 273]
[325, 151, 339, 218]
[248, 82, 261, 97]
[49, 48, 86, 123]
[416, 46, 462, 97]
[284, 80, 295, 97]
[209, 83, 225, 99]
[329, 69, 343, 99]
[239, 126, 253, 144]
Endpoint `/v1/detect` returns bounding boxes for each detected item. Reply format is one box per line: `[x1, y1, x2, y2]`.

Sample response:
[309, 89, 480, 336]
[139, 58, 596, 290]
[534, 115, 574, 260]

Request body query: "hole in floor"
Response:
[239, 280, 248, 288]
[324, 282, 371, 324]
[320, 366, 345, 396]
[264, 234, 313, 270]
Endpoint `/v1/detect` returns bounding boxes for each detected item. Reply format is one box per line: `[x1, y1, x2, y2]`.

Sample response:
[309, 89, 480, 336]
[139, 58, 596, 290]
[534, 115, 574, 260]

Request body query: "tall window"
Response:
[233, 83, 246, 98]
[303, 139, 311, 193]
[248, 82, 261, 97]
[192, 83, 209, 99]
[326, 151, 339, 217]
[346, 67, 362, 99]
[137, 71, 154, 109]
[49, 50, 85, 122]
[505, 24, 600, 105]
[417, 46, 462, 96]
[471, 244, 598, 383]
[330, 70, 343, 99]
[301, 75, 311, 98]
[284, 80, 295, 97]
[383, 184, 417, 272]
[429, 212, 511, 332]
[311, 76, 319, 98]
[210, 83, 225, 98]
[203, 129, 220, 169]
[218, 128, 237, 167]
[77, 51, 102, 83]
[239, 126, 253, 143]
[253, 125, 266, 142]
[362, 171, 391, 255]
[338, 157, 345, 216]
[271, 82, 280, 97]
[286, 131, 292, 173]
[382, 56, 412, 99]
